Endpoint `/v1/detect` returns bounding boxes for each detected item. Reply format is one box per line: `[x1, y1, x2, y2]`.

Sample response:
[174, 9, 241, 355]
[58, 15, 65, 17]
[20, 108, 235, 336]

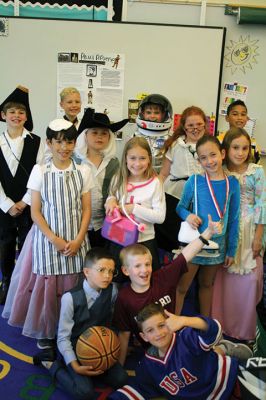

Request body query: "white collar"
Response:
[1, 128, 33, 141]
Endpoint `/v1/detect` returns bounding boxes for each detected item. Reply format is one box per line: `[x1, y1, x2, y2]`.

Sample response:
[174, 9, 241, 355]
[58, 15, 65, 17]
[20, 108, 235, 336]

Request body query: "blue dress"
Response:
[176, 174, 240, 265]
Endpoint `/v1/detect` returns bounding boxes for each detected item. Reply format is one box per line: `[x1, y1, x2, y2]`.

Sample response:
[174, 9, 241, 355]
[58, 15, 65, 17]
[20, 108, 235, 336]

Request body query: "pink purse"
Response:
[102, 196, 146, 246]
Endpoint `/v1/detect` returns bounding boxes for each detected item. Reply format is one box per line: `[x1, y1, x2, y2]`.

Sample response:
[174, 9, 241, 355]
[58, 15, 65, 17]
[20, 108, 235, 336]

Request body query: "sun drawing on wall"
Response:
[224, 35, 259, 74]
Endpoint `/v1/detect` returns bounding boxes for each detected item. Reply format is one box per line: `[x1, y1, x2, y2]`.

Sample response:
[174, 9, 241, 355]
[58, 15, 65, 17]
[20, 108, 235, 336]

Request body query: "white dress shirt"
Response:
[0, 128, 45, 212]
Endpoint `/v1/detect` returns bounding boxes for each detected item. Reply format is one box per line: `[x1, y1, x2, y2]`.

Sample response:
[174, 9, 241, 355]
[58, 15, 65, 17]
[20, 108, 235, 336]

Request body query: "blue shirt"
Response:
[176, 174, 240, 258]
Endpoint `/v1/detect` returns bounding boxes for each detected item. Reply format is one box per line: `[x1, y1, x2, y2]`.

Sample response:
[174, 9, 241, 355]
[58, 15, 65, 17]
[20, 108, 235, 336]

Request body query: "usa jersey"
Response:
[109, 318, 239, 400]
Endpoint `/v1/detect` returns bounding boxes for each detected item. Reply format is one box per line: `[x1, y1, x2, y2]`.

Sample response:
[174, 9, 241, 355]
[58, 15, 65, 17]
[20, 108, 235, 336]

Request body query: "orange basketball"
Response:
[76, 326, 120, 372]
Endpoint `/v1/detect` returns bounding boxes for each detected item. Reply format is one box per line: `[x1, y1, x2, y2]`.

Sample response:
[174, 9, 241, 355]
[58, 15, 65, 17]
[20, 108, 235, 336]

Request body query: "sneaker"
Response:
[33, 348, 56, 366]
[218, 339, 253, 362]
[37, 338, 56, 350]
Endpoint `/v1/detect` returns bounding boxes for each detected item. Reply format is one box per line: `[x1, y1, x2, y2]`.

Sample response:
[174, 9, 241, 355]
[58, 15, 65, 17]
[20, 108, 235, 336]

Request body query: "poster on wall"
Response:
[220, 81, 248, 116]
[57, 52, 125, 121]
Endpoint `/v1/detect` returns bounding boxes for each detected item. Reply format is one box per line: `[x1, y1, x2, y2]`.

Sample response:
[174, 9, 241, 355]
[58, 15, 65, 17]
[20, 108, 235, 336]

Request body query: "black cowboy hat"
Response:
[0, 85, 33, 131]
[78, 108, 128, 135]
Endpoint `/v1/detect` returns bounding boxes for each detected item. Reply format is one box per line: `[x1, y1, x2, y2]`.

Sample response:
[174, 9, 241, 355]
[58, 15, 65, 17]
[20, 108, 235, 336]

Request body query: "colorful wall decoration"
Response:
[0, 0, 123, 21]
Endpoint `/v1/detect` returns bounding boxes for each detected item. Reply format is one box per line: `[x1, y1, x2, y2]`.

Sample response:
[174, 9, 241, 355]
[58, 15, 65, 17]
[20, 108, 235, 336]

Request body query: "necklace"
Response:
[205, 172, 229, 228]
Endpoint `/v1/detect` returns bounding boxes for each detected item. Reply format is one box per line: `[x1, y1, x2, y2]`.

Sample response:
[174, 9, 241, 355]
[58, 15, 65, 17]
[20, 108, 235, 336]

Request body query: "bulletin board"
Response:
[0, 17, 226, 137]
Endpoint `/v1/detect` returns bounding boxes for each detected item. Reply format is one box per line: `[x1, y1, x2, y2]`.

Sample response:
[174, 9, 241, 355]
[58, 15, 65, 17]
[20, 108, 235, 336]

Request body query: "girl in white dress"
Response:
[157, 106, 206, 251]
[105, 136, 166, 279]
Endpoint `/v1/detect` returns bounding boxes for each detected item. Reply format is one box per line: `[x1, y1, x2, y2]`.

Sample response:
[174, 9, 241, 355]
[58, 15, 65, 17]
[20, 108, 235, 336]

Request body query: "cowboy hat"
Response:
[78, 108, 128, 135]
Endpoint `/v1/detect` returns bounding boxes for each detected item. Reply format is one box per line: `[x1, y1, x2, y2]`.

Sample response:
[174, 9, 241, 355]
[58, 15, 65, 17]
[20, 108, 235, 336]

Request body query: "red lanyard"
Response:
[205, 173, 229, 219]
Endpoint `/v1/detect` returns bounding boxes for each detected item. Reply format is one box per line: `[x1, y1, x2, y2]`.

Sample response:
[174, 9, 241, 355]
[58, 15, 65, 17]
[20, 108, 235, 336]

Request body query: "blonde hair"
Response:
[60, 87, 80, 102]
[110, 136, 155, 197]
[120, 244, 152, 267]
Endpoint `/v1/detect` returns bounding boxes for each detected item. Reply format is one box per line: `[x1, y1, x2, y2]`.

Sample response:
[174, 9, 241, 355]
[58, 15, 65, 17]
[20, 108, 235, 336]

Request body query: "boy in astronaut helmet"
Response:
[136, 94, 173, 171]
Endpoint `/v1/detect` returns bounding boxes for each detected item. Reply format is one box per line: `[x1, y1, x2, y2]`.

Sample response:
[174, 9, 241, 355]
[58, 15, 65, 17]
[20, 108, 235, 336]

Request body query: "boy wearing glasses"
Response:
[33, 247, 128, 400]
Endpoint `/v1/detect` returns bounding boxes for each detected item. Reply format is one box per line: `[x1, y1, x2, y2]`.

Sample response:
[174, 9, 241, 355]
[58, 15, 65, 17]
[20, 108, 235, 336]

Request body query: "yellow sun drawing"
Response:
[224, 35, 259, 74]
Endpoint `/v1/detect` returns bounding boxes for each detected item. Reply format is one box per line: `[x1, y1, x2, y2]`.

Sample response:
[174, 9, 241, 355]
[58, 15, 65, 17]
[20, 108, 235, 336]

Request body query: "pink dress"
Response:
[211, 164, 265, 340]
[2, 226, 81, 339]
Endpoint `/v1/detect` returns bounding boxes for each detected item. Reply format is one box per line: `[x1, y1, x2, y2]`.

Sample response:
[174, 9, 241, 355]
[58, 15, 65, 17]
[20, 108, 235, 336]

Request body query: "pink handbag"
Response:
[102, 197, 145, 246]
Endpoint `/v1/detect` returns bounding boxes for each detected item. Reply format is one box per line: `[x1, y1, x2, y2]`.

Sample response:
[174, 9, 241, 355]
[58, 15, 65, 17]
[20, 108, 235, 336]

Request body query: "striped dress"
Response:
[3, 160, 92, 340]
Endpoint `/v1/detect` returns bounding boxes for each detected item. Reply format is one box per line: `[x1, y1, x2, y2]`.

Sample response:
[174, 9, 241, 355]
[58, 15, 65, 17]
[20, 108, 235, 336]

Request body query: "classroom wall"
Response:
[0, 16, 224, 141]
[1, 3, 266, 156]
[126, 3, 266, 153]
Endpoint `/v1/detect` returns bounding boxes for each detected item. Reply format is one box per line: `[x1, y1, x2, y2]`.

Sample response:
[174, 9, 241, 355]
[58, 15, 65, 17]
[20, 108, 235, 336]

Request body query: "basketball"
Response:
[76, 326, 120, 372]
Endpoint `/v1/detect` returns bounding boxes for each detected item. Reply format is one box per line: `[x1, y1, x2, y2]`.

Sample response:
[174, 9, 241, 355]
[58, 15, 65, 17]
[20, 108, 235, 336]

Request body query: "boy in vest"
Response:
[33, 247, 128, 400]
[0, 86, 44, 304]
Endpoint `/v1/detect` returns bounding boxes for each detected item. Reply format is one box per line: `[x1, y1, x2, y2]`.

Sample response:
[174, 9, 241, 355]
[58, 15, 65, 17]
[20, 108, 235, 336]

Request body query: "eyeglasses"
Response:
[92, 266, 118, 277]
[185, 123, 205, 132]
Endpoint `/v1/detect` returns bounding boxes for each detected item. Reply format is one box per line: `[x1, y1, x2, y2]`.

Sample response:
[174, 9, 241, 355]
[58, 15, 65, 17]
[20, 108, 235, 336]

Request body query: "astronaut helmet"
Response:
[136, 94, 173, 137]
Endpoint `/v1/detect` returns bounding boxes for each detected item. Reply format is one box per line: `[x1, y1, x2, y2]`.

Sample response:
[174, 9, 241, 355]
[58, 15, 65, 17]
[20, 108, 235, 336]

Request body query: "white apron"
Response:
[33, 161, 89, 275]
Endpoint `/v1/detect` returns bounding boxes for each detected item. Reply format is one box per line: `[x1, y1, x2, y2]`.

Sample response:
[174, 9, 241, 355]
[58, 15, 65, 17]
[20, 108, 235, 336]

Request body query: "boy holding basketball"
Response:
[33, 247, 128, 400]
[113, 215, 223, 365]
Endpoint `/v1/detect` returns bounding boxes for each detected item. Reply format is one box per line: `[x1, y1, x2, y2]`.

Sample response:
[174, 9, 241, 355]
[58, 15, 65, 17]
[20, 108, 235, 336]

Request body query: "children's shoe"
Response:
[218, 339, 253, 362]
[33, 349, 56, 366]
[0, 280, 9, 305]
[37, 339, 56, 350]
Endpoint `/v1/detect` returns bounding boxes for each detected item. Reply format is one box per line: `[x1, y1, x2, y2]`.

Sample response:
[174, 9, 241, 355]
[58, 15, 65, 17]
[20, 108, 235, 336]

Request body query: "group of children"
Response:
[0, 85, 265, 399]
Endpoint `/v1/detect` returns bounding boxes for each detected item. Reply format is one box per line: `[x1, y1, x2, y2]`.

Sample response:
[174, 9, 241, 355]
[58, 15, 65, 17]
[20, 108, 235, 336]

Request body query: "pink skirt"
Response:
[2, 226, 82, 340]
[211, 257, 263, 341]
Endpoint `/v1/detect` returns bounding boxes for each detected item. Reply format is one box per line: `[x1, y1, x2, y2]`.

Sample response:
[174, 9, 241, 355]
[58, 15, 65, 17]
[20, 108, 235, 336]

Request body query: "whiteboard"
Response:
[0, 17, 226, 138]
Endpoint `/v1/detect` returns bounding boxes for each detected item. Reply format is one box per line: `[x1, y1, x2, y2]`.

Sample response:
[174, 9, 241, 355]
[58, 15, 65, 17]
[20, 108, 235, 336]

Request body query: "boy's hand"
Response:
[16, 200, 27, 212]
[105, 198, 119, 216]
[164, 310, 186, 332]
[72, 362, 104, 376]
[8, 204, 22, 217]
[201, 215, 222, 241]
[164, 310, 208, 332]
[63, 239, 81, 256]
[186, 214, 202, 229]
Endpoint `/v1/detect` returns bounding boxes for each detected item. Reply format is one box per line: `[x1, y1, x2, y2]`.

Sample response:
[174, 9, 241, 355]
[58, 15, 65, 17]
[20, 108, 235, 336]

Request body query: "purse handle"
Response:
[121, 195, 146, 232]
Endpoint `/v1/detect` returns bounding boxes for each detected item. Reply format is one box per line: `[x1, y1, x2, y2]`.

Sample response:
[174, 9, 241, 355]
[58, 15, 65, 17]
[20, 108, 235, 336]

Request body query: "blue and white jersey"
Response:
[109, 318, 239, 400]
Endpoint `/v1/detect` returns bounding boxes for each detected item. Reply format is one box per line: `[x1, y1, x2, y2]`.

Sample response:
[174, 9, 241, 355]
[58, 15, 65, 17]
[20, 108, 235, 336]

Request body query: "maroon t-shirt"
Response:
[112, 253, 187, 344]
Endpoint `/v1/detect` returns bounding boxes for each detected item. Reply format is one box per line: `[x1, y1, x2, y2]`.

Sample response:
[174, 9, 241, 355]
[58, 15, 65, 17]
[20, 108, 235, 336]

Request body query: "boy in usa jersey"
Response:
[109, 303, 257, 400]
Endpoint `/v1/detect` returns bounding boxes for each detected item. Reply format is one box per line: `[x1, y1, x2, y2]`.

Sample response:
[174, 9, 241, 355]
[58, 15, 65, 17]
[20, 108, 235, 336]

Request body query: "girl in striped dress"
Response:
[3, 119, 93, 350]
